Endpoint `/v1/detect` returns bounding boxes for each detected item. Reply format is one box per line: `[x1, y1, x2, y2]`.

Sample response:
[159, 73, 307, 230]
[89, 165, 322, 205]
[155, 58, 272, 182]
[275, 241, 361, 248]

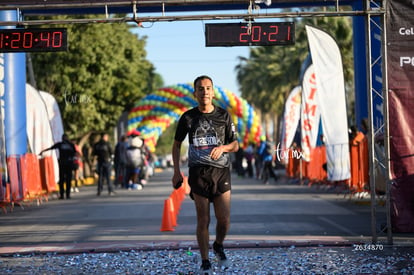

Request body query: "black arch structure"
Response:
[0, 0, 391, 243]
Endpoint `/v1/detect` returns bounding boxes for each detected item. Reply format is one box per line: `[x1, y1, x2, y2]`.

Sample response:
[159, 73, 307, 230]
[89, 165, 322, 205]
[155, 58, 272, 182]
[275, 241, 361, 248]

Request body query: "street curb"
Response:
[1, 236, 412, 256]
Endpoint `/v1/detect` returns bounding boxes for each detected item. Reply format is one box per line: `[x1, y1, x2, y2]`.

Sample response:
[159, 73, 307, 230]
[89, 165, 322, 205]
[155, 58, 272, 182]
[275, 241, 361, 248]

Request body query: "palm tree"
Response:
[236, 14, 353, 144]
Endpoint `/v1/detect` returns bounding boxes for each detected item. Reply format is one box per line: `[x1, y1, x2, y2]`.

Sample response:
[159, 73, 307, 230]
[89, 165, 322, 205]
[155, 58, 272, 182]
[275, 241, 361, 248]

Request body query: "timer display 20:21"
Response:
[0, 28, 67, 52]
[205, 22, 295, 47]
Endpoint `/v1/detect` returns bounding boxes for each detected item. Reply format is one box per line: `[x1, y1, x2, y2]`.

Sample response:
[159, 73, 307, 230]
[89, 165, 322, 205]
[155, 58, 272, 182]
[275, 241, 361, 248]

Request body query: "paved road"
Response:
[0, 168, 412, 255]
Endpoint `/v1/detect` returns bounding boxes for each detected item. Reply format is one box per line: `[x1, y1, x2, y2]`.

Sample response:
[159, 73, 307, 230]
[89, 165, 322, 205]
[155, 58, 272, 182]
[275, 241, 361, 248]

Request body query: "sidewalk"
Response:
[0, 169, 413, 273]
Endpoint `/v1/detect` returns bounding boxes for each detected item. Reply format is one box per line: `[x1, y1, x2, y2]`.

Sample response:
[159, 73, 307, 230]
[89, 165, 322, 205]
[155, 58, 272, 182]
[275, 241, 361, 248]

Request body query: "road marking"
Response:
[318, 216, 359, 236]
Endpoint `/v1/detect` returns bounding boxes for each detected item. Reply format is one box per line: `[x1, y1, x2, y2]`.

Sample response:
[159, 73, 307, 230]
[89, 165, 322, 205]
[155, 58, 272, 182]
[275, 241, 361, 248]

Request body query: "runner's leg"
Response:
[213, 190, 231, 244]
[193, 193, 211, 261]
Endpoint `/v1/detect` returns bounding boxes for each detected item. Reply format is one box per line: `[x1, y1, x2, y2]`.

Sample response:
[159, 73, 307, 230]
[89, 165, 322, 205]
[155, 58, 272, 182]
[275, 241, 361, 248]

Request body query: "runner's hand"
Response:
[210, 146, 224, 160]
[172, 173, 183, 189]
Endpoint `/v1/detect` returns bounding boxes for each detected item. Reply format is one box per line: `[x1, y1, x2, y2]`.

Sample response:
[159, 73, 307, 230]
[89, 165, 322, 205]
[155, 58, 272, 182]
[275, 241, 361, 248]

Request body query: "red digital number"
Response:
[52, 32, 62, 48]
[268, 25, 279, 42]
[239, 26, 249, 42]
[251, 26, 261, 42]
[23, 32, 33, 48]
[286, 26, 291, 41]
[10, 32, 21, 48]
[40, 32, 50, 47]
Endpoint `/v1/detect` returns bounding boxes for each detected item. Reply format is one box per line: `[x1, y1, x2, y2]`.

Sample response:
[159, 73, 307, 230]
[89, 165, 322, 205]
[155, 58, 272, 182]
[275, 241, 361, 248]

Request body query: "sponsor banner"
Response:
[386, 0, 414, 232]
[306, 25, 350, 181]
[387, 0, 414, 179]
[281, 85, 301, 153]
[300, 64, 320, 162]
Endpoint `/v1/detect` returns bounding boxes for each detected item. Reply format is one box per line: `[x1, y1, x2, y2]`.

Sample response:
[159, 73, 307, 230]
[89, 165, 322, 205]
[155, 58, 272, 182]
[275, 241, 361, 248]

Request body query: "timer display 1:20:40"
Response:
[0, 28, 67, 52]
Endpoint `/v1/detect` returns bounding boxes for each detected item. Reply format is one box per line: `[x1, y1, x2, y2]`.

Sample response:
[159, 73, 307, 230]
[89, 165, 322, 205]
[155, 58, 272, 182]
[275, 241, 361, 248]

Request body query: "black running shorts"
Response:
[188, 166, 231, 202]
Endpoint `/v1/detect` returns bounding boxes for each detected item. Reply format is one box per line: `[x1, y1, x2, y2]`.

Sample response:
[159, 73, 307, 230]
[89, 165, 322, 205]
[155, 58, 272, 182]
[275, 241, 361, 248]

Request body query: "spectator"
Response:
[93, 133, 115, 196]
[114, 135, 128, 188]
[40, 134, 76, 199]
[72, 142, 83, 192]
[258, 136, 278, 184]
[126, 134, 145, 190]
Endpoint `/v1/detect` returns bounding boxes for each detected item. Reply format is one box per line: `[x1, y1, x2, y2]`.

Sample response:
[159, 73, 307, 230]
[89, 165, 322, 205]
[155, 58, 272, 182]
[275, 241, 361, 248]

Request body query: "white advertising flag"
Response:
[281, 85, 301, 153]
[306, 25, 350, 181]
[301, 65, 321, 162]
[26, 84, 61, 184]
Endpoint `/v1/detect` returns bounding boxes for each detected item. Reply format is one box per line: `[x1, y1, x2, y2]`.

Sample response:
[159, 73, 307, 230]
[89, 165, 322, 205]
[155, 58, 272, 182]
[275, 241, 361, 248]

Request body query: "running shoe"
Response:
[199, 259, 212, 275]
[213, 241, 229, 268]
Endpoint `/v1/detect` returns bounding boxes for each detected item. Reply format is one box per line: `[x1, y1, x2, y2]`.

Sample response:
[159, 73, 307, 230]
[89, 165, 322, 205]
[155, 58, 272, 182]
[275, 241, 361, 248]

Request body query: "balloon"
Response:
[126, 83, 262, 152]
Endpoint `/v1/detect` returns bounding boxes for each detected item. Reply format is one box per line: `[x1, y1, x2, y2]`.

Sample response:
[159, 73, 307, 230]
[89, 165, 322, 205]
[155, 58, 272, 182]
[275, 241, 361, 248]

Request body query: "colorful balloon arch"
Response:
[127, 83, 263, 152]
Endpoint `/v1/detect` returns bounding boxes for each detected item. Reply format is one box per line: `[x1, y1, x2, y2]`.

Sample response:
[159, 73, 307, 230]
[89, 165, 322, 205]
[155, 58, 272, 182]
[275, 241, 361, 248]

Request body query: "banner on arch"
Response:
[386, 0, 414, 232]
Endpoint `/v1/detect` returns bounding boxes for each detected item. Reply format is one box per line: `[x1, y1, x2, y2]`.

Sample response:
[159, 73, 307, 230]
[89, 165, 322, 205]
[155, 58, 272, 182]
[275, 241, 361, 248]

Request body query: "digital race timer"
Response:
[0, 28, 67, 52]
[205, 22, 295, 47]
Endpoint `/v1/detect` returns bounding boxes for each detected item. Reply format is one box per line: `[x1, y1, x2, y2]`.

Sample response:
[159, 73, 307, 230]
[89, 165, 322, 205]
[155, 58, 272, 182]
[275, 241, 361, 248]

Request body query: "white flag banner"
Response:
[40, 91, 64, 144]
[301, 65, 320, 162]
[281, 86, 301, 153]
[306, 25, 350, 181]
[26, 84, 61, 184]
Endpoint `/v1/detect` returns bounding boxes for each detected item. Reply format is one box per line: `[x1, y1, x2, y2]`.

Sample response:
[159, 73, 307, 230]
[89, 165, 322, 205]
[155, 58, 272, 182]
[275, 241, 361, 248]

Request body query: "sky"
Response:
[133, 19, 251, 95]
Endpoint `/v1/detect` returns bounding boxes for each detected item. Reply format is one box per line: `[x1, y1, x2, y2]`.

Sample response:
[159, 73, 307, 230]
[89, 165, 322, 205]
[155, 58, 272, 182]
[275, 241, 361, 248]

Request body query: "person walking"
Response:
[114, 135, 128, 188]
[72, 142, 82, 193]
[258, 136, 278, 185]
[125, 134, 145, 190]
[171, 75, 239, 274]
[93, 133, 115, 196]
[40, 134, 76, 200]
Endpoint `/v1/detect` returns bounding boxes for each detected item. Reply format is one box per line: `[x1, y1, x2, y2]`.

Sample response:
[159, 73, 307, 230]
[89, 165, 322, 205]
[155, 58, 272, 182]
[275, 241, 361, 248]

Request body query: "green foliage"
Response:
[29, 16, 161, 139]
[154, 122, 177, 156]
[236, 14, 355, 139]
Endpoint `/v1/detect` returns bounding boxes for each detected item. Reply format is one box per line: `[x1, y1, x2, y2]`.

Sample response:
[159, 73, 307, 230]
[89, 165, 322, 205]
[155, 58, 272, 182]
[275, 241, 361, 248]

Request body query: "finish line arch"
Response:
[127, 83, 262, 152]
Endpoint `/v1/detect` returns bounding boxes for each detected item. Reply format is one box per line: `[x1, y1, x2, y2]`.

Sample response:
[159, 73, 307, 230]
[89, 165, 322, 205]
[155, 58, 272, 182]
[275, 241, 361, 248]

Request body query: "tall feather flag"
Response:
[306, 25, 350, 181]
[280, 85, 302, 154]
[301, 64, 321, 162]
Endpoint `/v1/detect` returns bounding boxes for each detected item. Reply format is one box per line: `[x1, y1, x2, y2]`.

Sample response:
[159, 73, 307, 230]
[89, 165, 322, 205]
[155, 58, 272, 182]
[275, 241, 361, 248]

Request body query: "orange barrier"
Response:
[287, 145, 344, 186]
[309, 146, 327, 183]
[39, 156, 58, 193]
[0, 171, 11, 213]
[22, 154, 45, 200]
[286, 148, 301, 178]
[294, 146, 327, 185]
[286, 141, 369, 194]
[7, 155, 25, 202]
[349, 133, 369, 193]
[1, 154, 57, 212]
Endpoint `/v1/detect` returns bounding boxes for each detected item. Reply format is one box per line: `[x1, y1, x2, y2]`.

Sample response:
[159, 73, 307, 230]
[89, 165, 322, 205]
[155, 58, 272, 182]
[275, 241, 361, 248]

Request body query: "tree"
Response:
[29, 15, 162, 140]
[236, 14, 354, 144]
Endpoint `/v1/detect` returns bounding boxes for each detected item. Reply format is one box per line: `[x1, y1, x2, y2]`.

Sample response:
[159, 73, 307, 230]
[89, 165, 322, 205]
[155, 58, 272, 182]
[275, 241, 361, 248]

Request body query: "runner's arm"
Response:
[171, 140, 184, 188]
[210, 140, 239, 160]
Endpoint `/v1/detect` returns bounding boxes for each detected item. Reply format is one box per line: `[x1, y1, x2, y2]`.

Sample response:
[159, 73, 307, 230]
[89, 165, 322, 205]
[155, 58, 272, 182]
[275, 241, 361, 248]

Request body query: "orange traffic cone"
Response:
[168, 196, 177, 227]
[171, 190, 182, 215]
[183, 176, 190, 195]
[176, 185, 186, 201]
[160, 198, 175, 231]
